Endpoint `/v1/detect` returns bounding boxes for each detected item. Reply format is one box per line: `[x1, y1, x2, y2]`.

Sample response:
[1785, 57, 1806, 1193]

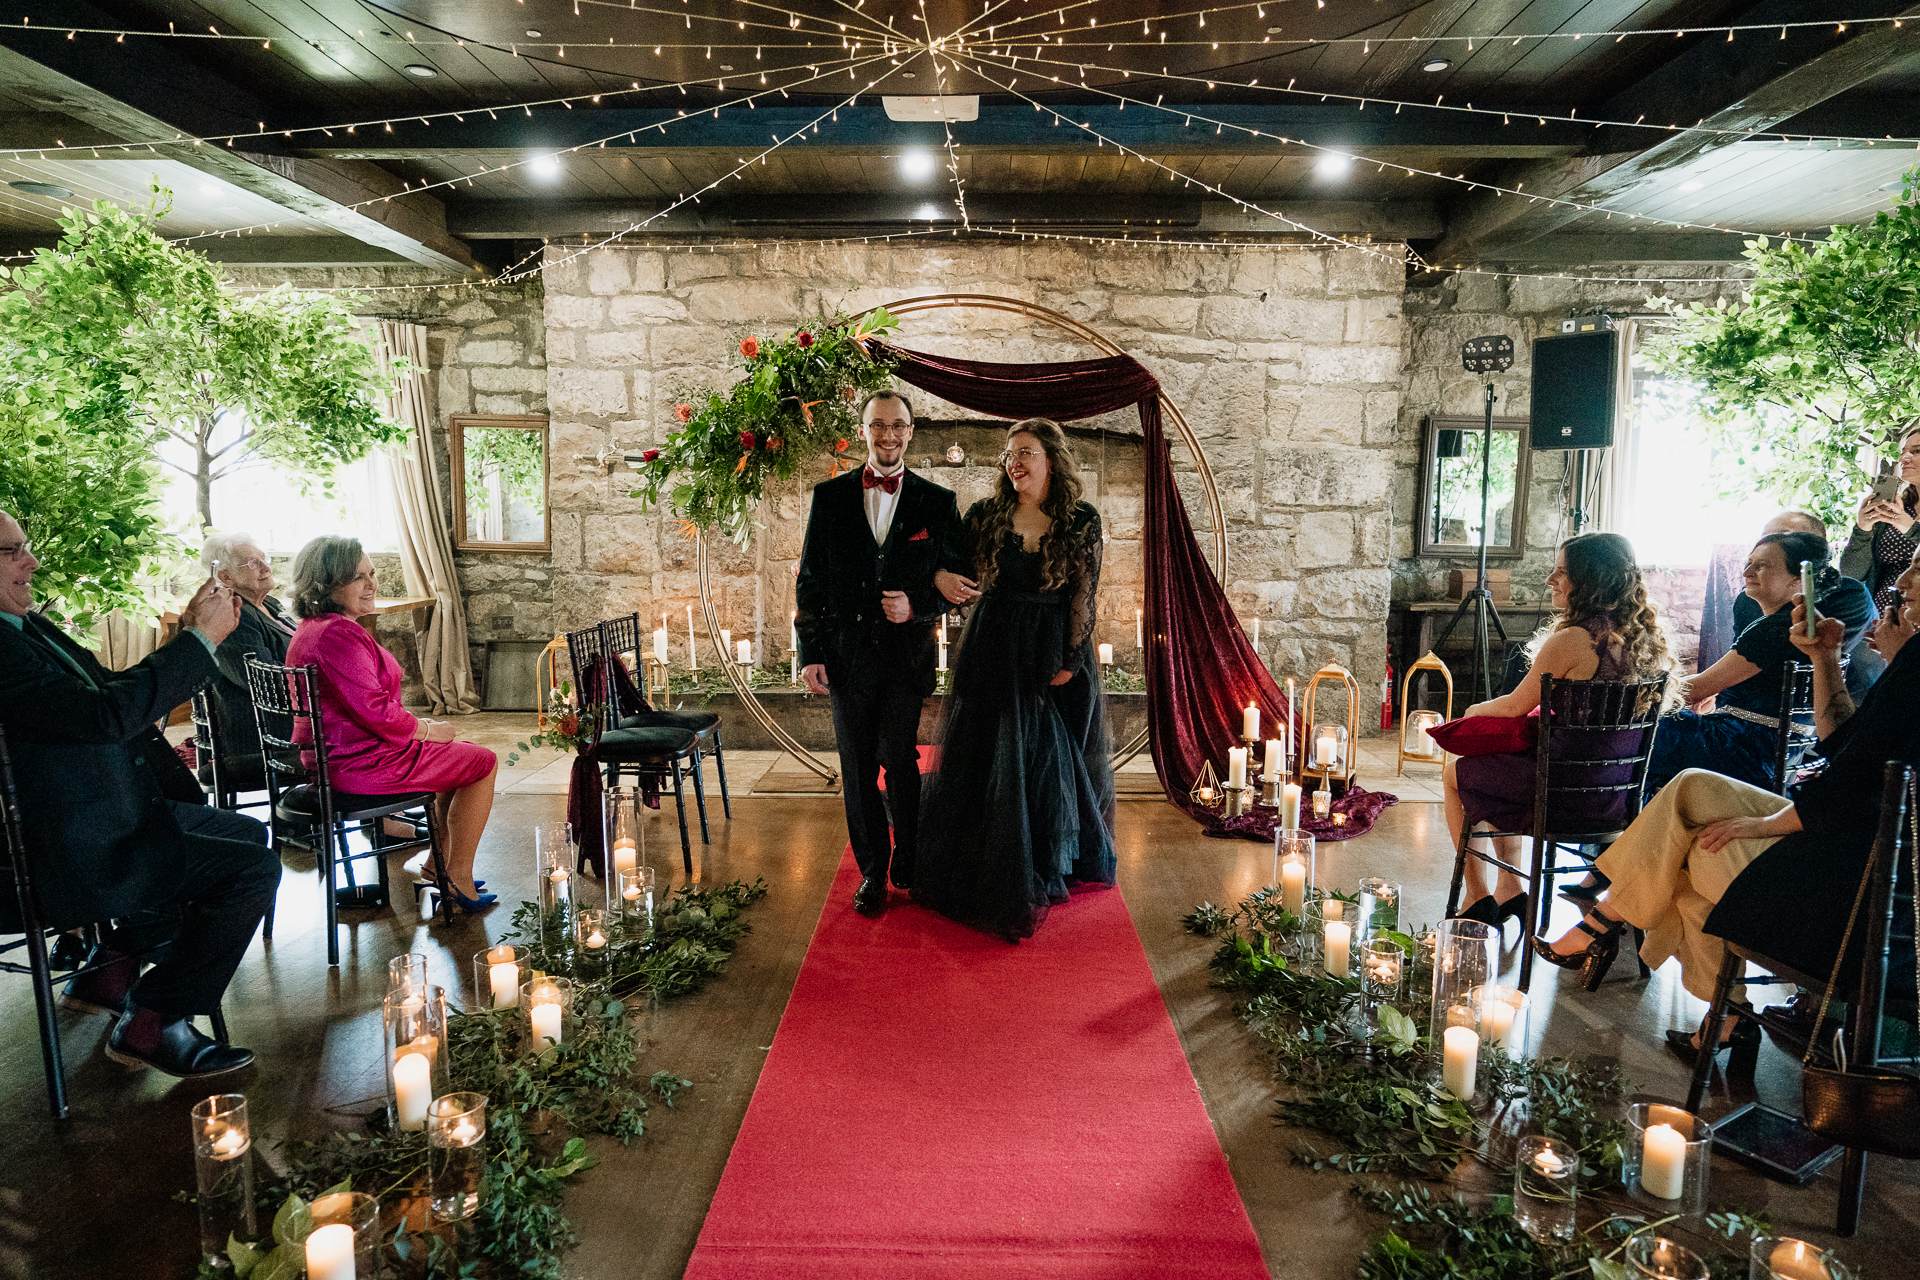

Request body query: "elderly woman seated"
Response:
[197, 531, 297, 792]
[1531, 542, 1920, 1064]
[284, 536, 499, 912]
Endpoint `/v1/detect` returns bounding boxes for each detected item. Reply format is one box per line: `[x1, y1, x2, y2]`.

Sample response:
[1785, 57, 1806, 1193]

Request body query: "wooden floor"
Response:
[2, 721, 1914, 1278]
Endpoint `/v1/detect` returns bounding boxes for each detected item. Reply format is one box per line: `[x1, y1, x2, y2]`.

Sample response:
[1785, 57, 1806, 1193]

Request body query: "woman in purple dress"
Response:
[1442, 532, 1676, 929]
[285, 537, 499, 911]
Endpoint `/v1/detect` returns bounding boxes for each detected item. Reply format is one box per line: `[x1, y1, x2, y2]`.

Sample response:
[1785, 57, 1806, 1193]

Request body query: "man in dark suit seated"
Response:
[0, 509, 277, 1078]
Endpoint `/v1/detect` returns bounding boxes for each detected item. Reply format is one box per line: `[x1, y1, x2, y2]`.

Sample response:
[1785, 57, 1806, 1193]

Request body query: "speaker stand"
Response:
[1569, 448, 1592, 534]
[1430, 381, 1509, 703]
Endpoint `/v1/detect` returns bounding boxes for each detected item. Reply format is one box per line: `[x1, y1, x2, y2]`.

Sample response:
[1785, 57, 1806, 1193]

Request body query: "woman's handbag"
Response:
[1799, 772, 1920, 1159]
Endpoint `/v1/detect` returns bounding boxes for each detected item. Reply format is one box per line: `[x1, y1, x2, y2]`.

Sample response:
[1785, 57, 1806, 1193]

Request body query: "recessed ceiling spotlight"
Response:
[1422, 57, 1452, 72]
[899, 148, 936, 180]
[1678, 180, 1704, 192]
[900, 72, 917, 79]
[525, 29, 542, 38]
[405, 64, 437, 78]
[1314, 152, 1353, 180]
[719, 64, 734, 71]
[1267, 27, 1283, 34]
[10, 180, 72, 197]
[530, 153, 563, 180]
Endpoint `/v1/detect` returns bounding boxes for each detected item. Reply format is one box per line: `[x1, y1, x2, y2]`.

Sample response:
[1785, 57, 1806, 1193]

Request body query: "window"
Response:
[157, 412, 400, 553]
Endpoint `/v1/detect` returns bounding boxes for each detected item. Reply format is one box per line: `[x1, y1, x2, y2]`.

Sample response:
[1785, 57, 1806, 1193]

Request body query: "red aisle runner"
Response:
[684, 849, 1271, 1279]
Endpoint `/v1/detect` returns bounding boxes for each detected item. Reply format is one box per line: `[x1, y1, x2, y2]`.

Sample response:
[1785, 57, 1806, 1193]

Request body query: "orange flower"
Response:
[674, 403, 694, 423]
[734, 454, 750, 474]
[675, 519, 700, 541]
[798, 398, 823, 425]
[557, 712, 579, 737]
[740, 336, 759, 359]
[768, 437, 784, 451]
[834, 438, 849, 452]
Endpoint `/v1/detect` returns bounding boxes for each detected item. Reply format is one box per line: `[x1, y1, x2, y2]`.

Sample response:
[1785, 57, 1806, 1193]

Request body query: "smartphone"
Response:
[1801, 563, 1820, 639]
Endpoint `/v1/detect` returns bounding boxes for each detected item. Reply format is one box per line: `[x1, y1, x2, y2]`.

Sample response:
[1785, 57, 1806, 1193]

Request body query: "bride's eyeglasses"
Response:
[999, 447, 1046, 466]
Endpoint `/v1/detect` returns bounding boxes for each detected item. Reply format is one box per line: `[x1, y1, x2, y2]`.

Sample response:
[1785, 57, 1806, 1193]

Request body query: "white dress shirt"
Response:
[863, 462, 905, 545]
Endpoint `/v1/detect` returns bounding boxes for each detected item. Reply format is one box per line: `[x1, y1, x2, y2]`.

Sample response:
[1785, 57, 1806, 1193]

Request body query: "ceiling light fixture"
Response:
[530, 154, 563, 180]
[1423, 57, 1452, 72]
[899, 148, 936, 180]
[405, 64, 437, 78]
[525, 29, 542, 38]
[1315, 152, 1353, 180]
[719, 64, 734, 70]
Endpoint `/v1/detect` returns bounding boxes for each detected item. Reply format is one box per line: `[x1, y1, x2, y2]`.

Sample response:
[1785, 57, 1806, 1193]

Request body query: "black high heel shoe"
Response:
[1664, 1010, 1760, 1076]
[1458, 895, 1501, 926]
[1529, 907, 1625, 992]
[1496, 893, 1531, 930]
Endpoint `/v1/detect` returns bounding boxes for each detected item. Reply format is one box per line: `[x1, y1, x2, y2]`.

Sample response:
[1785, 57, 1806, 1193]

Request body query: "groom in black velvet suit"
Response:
[795, 391, 971, 916]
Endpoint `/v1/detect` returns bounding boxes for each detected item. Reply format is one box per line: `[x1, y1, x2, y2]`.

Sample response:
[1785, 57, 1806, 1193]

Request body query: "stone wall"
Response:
[537, 238, 1408, 723]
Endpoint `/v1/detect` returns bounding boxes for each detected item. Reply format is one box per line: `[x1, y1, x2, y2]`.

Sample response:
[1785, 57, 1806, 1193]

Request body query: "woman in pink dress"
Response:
[286, 537, 498, 910]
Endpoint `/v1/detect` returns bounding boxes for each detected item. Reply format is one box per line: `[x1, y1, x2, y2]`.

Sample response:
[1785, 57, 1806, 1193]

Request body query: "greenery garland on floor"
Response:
[197, 879, 767, 1280]
[1185, 888, 1770, 1279]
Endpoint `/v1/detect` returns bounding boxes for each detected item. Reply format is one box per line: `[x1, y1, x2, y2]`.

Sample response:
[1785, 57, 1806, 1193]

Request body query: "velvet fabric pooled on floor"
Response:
[683, 847, 1270, 1279]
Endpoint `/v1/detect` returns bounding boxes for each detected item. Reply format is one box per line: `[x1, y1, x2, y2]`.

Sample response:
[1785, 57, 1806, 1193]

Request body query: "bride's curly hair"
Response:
[1555, 531, 1673, 681]
[967, 418, 1085, 593]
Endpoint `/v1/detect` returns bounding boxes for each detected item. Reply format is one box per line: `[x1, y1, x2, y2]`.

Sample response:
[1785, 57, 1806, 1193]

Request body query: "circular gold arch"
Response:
[698, 293, 1225, 782]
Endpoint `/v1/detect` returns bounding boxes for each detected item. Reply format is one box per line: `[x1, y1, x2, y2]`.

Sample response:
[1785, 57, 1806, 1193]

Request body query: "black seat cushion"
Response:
[275, 783, 435, 824]
[618, 709, 720, 735]
[596, 726, 698, 760]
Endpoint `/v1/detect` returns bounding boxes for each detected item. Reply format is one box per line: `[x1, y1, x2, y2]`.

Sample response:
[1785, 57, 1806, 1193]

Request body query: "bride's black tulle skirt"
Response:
[911, 591, 1117, 940]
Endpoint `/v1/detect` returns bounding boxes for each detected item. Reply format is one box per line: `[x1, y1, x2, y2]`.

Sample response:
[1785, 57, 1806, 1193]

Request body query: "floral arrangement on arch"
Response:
[631, 307, 903, 543]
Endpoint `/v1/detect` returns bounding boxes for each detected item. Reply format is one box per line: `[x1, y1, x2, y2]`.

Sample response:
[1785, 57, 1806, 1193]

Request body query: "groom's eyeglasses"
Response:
[999, 448, 1046, 465]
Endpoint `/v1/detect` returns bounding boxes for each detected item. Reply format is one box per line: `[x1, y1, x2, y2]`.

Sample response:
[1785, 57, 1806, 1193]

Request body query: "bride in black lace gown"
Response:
[912, 418, 1117, 940]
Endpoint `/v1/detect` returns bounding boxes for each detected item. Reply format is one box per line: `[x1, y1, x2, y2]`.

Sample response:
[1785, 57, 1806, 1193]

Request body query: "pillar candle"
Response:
[735, 638, 751, 665]
[1280, 783, 1301, 830]
[1242, 701, 1260, 740]
[529, 996, 564, 1047]
[1323, 900, 1342, 921]
[1482, 998, 1517, 1050]
[1316, 732, 1337, 766]
[393, 1050, 431, 1131]
[1227, 747, 1247, 789]
[1252, 618, 1260, 650]
[1097, 642, 1113, 666]
[611, 839, 638, 874]
[1324, 920, 1351, 977]
[485, 944, 514, 965]
[1442, 1025, 1479, 1099]
[652, 628, 668, 664]
[1280, 858, 1306, 915]
[305, 1223, 356, 1280]
[1263, 738, 1281, 778]
[1640, 1124, 1687, 1199]
[720, 629, 731, 657]
[490, 961, 519, 1010]
[937, 641, 948, 672]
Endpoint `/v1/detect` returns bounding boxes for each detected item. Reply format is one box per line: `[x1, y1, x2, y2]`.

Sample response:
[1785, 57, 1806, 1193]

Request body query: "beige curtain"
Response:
[91, 612, 163, 671]
[380, 321, 482, 715]
[1588, 318, 1643, 534]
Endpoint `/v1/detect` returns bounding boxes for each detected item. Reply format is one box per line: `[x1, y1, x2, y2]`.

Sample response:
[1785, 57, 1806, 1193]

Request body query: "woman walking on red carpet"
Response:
[912, 419, 1116, 941]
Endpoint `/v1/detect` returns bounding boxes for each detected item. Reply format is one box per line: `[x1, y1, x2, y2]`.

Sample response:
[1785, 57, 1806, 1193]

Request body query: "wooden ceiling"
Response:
[1, 0, 1918, 269]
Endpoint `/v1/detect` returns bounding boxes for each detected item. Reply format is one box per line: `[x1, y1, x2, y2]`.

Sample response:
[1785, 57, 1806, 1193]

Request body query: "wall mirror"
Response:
[450, 414, 550, 553]
[1415, 414, 1532, 559]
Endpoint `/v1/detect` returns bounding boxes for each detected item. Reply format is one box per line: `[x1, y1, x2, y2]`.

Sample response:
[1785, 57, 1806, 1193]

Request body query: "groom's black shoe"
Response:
[853, 876, 887, 917]
[888, 858, 913, 891]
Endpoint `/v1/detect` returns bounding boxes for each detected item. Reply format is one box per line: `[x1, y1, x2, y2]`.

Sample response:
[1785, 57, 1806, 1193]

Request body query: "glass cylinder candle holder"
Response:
[306, 1190, 379, 1280]
[1513, 1134, 1578, 1243]
[1361, 939, 1406, 1006]
[1309, 722, 1348, 773]
[1273, 830, 1315, 920]
[191, 1094, 256, 1265]
[474, 945, 521, 1012]
[1429, 919, 1497, 1046]
[1357, 877, 1401, 939]
[1474, 983, 1529, 1059]
[617, 866, 656, 933]
[603, 785, 642, 878]
[1436, 1001, 1485, 1107]
[1624, 1103, 1713, 1217]
[387, 952, 426, 994]
[1405, 709, 1445, 759]
[1625, 1232, 1710, 1279]
[383, 983, 449, 1133]
[1297, 902, 1329, 966]
[534, 821, 573, 876]
[523, 976, 573, 1052]
[537, 826, 574, 936]
[1749, 1237, 1853, 1280]
[428, 1092, 488, 1222]
[574, 907, 611, 977]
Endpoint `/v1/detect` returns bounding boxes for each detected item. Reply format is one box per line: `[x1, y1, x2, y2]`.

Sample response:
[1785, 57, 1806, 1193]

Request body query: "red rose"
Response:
[797, 331, 814, 347]
[740, 336, 759, 359]
[642, 448, 661, 462]
[557, 712, 579, 736]
[740, 430, 756, 449]
[674, 403, 693, 423]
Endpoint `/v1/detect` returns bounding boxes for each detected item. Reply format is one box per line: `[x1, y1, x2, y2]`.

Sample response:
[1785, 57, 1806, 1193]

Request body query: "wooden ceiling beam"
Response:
[1429, 0, 1920, 267]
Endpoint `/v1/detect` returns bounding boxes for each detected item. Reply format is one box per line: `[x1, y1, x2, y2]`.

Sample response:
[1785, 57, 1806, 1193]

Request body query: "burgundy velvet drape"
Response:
[875, 342, 1295, 820]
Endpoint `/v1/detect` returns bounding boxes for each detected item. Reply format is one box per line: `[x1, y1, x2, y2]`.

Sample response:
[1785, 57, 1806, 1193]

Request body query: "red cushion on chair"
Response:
[1427, 708, 1540, 757]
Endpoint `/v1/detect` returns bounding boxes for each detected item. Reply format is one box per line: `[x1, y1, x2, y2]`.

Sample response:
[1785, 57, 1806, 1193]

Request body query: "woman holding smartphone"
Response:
[1842, 426, 1920, 648]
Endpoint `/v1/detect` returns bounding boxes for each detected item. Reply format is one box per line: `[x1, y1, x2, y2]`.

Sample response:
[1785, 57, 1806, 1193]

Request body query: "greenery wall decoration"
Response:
[1646, 170, 1920, 531]
[630, 309, 902, 543]
[0, 187, 407, 541]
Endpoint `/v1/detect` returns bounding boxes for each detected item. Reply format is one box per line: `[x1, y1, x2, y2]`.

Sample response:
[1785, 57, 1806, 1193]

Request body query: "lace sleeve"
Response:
[1064, 504, 1103, 663]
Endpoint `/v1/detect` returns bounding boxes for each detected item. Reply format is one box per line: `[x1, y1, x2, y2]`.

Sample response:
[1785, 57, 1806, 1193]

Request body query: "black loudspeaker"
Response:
[1529, 330, 1618, 449]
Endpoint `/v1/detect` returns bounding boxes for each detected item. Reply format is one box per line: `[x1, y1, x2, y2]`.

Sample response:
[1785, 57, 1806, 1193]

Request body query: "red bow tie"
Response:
[862, 468, 901, 495]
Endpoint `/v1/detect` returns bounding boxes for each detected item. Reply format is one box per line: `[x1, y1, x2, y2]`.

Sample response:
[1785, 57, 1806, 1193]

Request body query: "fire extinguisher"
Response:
[1381, 658, 1395, 732]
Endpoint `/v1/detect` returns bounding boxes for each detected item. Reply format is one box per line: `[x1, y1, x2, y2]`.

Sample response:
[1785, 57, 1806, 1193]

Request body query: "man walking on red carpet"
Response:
[795, 390, 972, 917]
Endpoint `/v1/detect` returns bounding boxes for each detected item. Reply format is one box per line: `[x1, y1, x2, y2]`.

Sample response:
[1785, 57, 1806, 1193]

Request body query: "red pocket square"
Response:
[908, 528, 930, 541]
